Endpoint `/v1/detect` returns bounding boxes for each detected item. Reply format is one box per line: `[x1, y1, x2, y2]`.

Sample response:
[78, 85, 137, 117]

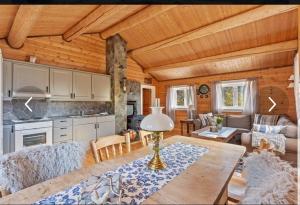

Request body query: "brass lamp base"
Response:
[147, 131, 167, 170]
[148, 152, 167, 170]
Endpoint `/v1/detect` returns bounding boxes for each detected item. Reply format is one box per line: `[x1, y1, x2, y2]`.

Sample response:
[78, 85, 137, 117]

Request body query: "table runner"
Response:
[35, 142, 208, 205]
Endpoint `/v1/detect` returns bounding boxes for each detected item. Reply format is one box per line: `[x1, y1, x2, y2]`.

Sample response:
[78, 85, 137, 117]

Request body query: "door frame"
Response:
[140, 84, 156, 115]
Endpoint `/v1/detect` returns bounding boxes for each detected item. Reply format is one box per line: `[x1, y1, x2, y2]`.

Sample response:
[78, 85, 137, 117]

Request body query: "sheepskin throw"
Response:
[0, 142, 85, 193]
[241, 151, 297, 204]
[252, 131, 286, 154]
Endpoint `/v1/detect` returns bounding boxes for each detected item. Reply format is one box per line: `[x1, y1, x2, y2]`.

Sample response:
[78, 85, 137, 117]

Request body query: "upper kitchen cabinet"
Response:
[92, 74, 111, 101]
[12, 63, 50, 97]
[3, 60, 12, 100]
[50, 68, 73, 100]
[73, 72, 92, 101]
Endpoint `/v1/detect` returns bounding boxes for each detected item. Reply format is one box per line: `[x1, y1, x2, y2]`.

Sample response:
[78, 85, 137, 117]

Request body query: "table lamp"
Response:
[140, 98, 174, 170]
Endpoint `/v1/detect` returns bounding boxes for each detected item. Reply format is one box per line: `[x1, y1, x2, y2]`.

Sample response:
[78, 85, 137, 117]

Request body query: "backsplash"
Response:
[3, 99, 113, 121]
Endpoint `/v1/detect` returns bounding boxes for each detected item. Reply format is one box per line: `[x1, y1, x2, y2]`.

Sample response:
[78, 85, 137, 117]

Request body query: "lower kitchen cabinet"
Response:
[72, 117, 97, 148]
[96, 116, 115, 138]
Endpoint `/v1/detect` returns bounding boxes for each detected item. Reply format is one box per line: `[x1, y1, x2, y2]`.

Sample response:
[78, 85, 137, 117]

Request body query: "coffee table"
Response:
[192, 127, 238, 143]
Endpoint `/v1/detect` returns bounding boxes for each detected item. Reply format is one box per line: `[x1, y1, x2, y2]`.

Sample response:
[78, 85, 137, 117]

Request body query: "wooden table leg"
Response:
[181, 122, 183, 135]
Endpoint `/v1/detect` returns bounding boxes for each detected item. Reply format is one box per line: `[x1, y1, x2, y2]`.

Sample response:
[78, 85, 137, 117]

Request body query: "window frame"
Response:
[220, 80, 246, 112]
[173, 86, 189, 110]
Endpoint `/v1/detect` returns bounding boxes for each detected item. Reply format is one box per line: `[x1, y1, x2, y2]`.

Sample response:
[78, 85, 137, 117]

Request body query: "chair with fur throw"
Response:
[0, 142, 85, 196]
[241, 151, 297, 204]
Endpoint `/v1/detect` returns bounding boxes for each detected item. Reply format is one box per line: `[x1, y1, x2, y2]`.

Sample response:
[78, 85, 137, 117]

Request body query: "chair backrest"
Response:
[90, 134, 131, 163]
[0, 142, 84, 194]
[139, 130, 163, 147]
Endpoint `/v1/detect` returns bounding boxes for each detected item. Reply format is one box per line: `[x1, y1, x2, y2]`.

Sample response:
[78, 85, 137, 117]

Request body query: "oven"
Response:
[14, 121, 53, 151]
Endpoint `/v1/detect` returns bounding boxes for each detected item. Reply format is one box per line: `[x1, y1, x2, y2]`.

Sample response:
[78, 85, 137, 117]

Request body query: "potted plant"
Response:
[215, 116, 224, 131]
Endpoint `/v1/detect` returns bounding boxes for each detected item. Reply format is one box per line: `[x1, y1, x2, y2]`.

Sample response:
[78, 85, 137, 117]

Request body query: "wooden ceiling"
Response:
[0, 5, 298, 81]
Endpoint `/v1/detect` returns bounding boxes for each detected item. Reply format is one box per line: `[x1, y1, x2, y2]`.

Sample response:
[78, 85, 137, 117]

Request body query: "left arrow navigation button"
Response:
[25, 97, 33, 112]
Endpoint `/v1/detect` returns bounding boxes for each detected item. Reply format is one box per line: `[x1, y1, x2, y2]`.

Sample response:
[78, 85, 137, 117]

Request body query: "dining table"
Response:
[0, 135, 245, 204]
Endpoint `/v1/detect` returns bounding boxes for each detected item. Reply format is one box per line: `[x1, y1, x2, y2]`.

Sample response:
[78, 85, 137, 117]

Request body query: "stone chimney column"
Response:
[106, 34, 127, 134]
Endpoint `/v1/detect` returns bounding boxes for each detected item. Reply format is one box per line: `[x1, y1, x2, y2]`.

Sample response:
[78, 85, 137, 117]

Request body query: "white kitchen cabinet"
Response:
[92, 74, 111, 101]
[96, 115, 115, 138]
[73, 117, 97, 148]
[3, 60, 12, 100]
[53, 118, 73, 143]
[73, 72, 92, 101]
[50, 68, 73, 100]
[12, 63, 49, 96]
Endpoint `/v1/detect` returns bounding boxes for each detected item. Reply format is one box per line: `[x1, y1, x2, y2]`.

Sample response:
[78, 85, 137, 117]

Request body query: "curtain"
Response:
[186, 85, 197, 119]
[166, 86, 176, 122]
[212, 82, 224, 114]
[242, 79, 258, 115]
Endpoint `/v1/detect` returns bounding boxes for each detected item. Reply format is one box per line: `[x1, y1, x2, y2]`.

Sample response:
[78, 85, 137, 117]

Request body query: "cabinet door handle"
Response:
[60, 128, 67, 130]
[60, 134, 67, 137]
[70, 93, 73, 99]
[73, 93, 75, 98]
[60, 120, 67, 123]
[46, 86, 49, 93]
[95, 124, 97, 129]
[8, 90, 11, 97]
[92, 94, 94, 99]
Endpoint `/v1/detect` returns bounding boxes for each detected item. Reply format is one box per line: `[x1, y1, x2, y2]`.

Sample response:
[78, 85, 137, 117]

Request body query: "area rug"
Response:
[35, 142, 208, 205]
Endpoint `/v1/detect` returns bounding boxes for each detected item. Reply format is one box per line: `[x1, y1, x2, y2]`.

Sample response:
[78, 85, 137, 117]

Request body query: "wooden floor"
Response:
[84, 132, 175, 167]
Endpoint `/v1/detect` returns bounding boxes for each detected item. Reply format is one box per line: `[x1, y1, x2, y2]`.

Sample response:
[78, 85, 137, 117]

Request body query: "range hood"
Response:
[12, 86, 51, 99]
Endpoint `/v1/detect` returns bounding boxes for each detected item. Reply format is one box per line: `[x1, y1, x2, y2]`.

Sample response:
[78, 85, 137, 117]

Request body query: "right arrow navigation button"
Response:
[268, 97, 276, 112]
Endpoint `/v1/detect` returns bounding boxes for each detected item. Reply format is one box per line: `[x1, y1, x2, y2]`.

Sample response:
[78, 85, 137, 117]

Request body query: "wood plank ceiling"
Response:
[0, 5, 298, 81]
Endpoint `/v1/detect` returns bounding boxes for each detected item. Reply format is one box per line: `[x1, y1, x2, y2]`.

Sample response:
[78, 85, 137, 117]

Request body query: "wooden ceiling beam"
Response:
[63, 5, 131, 42]
[144, 40, 298, 73]
[130, 5, 298, 57]
[101, 5, 177, 39]
[7, 5, 44, 49]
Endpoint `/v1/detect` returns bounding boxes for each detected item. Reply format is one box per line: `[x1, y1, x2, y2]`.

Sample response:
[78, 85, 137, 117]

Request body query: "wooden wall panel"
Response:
[0, 33, 150, 83]
[156, 66, 296, 135]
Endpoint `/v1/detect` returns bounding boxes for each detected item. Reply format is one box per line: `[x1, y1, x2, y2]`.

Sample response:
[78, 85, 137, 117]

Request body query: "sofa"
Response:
[193, 113, 252, 130]
[193, 113, 252, 143]
[241, 114, 298, 164]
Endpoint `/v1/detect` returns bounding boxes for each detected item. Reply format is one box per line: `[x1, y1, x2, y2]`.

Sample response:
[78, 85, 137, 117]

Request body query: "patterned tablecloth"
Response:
[35, 142, 208, 205]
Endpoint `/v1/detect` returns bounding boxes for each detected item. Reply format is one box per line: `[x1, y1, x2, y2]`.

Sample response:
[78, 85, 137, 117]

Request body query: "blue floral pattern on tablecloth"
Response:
[35, 142, 208, 205]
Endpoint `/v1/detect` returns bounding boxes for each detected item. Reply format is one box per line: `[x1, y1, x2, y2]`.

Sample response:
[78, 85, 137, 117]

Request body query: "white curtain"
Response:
[242, 79, 258, 115]
[186, 85, 197, 119]
[166, 86, 176, 122]
[212, 82, 224, 113]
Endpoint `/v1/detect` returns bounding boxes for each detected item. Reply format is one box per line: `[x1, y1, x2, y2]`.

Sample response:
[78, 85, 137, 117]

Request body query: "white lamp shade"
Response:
[140, 107, 174, 132]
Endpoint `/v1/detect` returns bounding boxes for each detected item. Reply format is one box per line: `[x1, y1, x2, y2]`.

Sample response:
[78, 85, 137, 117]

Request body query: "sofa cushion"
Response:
[277, 116, 298, 138]
[227, 114, 251, 130]
[253, 114, 279, 125]
[198, 113, 213, 127]
[252, 124, 284, 134]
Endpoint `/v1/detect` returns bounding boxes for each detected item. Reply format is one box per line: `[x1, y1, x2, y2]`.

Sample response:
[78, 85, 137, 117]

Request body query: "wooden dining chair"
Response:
[139, 130, 164, 147]
[90, 134, 131, 163]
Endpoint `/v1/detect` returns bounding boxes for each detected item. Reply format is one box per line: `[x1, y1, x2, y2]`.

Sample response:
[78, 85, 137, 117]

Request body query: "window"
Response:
[173, 86, 189, 109]
[220, 80, 246, 111]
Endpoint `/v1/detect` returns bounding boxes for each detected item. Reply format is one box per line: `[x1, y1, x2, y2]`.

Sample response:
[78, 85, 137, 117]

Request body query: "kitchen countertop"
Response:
[4, 113, 114, 124]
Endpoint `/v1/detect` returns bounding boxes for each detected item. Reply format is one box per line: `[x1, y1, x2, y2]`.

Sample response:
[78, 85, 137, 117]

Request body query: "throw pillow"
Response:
[198, 114, 209, 127]
[198, 113, 213, 127]
[253, 114, 279, 125]
[252, 124, 285, 134]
